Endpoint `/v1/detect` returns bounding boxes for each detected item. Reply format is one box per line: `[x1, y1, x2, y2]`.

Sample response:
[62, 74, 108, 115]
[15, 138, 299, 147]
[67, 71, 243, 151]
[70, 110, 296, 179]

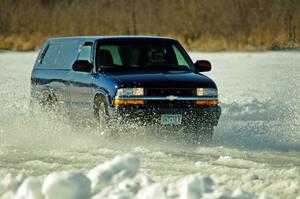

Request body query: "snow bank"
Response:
[215, 156, 265, 169]
[15, 177, 43, 199]
[180, 175, 214, 199]
[42, 172, 91, 199]
[88, 154, 140, 192]
[0, 154, 283, 199]
[0, 154, 140, 199]
[139, 183, 169, 199]
[0, 174, 25, 196]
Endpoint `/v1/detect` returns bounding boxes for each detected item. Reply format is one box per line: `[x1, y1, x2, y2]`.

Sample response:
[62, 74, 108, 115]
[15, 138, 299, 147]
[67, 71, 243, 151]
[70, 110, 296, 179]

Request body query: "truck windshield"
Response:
[96, 40, 193, 71]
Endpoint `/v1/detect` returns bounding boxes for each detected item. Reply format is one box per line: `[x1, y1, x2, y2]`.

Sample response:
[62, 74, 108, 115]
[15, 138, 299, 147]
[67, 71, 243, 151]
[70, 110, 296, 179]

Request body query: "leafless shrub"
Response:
[0, 0, 299, 51]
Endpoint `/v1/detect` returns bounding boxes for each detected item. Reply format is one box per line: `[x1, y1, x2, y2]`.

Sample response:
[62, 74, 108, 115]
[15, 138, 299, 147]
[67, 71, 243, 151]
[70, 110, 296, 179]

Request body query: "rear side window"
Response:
[77, 42, 93, 63]
[41, 44, 60, 66]
[40, 42, 78, 68]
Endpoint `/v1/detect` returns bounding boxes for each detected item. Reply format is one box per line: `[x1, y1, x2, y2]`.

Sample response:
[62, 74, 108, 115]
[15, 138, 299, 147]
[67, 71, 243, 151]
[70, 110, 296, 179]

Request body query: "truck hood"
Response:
[107, 71, 216, 88]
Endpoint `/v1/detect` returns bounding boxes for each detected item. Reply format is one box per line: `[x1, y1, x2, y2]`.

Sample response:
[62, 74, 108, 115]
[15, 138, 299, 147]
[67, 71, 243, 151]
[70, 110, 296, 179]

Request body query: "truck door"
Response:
[69, 42, 94, 118]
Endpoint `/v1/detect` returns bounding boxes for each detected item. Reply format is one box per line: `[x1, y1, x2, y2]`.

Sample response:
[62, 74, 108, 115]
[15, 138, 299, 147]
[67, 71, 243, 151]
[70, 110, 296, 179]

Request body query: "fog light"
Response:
[114, 99, 144, 105]
[196, 100, 219, 105]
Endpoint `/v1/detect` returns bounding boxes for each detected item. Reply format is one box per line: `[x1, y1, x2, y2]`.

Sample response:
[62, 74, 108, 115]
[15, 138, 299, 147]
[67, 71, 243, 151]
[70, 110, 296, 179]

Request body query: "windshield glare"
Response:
[96, 42, 193, 71]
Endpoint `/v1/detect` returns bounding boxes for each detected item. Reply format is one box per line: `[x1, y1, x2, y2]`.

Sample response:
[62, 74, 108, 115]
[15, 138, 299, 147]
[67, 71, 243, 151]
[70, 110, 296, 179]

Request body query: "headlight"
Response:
[197, 88, 218, 96]
[116, 88, 144, 97]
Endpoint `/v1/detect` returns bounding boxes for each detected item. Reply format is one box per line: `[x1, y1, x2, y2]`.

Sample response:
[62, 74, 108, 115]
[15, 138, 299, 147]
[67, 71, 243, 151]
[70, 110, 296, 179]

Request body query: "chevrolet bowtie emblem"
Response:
[166, 95, 177, 101]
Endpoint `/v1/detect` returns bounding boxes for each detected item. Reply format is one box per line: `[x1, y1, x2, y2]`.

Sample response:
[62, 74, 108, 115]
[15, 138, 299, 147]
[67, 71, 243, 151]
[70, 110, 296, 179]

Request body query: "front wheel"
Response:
[94, 98, 110, 131]
[94, 97, 120, 138]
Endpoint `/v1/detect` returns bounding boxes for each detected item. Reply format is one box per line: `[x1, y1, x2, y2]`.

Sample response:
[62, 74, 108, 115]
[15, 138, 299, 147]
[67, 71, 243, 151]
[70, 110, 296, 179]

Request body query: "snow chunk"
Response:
[136, 174, 154, 188]
[180, 175, 214, 199]
[0, 191, 16, 199]
[133, 146, 150, 154]
[42, 171, 91, 199]
[15, 177, 43, 199]
[0, 174, 25, 194]
[136, 183, 168, 199]
[258, 192, 280, 199]
[194, 161, 210, 167]
[216, 156, 265, 168]
[88, 154, 140, 192]
[202, 188, 232, 199]
[231, 189, 254, 199]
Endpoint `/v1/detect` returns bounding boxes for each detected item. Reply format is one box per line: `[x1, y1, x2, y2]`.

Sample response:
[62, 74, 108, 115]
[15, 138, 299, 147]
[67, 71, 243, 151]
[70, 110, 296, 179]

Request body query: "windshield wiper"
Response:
[98, 64, 190, 72]
[145, 64, 190, 71]
[99, 65, 144, 72]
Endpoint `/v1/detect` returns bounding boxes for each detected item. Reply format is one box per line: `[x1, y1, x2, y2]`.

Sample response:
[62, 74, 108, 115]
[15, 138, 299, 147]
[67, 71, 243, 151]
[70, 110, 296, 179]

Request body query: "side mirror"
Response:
[72, 60, 93, 73]
[194, 60, 212, 72]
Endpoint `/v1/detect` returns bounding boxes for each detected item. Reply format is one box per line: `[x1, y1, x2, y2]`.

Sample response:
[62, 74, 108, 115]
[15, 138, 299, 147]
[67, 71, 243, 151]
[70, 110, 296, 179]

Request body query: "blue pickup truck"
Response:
[31, 36, 221, 142]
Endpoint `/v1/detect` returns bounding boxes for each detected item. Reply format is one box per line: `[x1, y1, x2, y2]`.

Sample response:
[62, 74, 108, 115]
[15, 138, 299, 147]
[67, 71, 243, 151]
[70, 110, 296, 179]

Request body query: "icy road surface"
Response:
[0, 51, 300, 198]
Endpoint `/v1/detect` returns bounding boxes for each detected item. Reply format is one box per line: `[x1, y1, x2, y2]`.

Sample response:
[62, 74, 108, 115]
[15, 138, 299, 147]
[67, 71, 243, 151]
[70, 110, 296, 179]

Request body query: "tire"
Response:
[187, 125, 214, 145]
[94, 96, 110, 131]
[39, 93, 56, 112]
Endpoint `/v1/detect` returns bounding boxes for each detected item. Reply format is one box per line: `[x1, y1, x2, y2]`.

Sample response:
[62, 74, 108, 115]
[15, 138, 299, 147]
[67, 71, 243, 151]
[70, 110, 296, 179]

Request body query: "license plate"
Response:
[160, 114, 182, 125]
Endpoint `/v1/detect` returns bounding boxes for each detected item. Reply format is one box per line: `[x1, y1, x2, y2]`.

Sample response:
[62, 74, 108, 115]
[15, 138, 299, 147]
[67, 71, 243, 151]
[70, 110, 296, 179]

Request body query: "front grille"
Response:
[145, 100, 195, 108]
[145, 88, 196, 96]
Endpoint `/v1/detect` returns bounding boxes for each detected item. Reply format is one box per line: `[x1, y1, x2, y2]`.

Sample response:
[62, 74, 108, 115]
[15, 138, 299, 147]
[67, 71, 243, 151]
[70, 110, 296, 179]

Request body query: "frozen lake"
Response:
[0, 51, 299, 198]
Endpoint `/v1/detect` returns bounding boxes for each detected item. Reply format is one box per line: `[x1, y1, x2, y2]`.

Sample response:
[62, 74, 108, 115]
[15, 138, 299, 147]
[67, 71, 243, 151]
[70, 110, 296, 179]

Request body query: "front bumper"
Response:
[108, 105, 221, 126]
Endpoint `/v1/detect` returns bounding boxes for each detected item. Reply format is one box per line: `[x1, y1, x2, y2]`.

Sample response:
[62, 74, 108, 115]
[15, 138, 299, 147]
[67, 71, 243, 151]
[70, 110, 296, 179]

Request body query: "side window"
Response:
[56, 43, 78, 67]
[172, 46, 188, 66]
[78, 43, 93, 63]
[40, 42, 78, 68]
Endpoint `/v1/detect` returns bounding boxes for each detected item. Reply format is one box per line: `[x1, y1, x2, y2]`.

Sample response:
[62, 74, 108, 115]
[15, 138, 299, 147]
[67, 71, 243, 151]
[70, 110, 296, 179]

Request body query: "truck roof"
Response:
[47, 36, 177, 43]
